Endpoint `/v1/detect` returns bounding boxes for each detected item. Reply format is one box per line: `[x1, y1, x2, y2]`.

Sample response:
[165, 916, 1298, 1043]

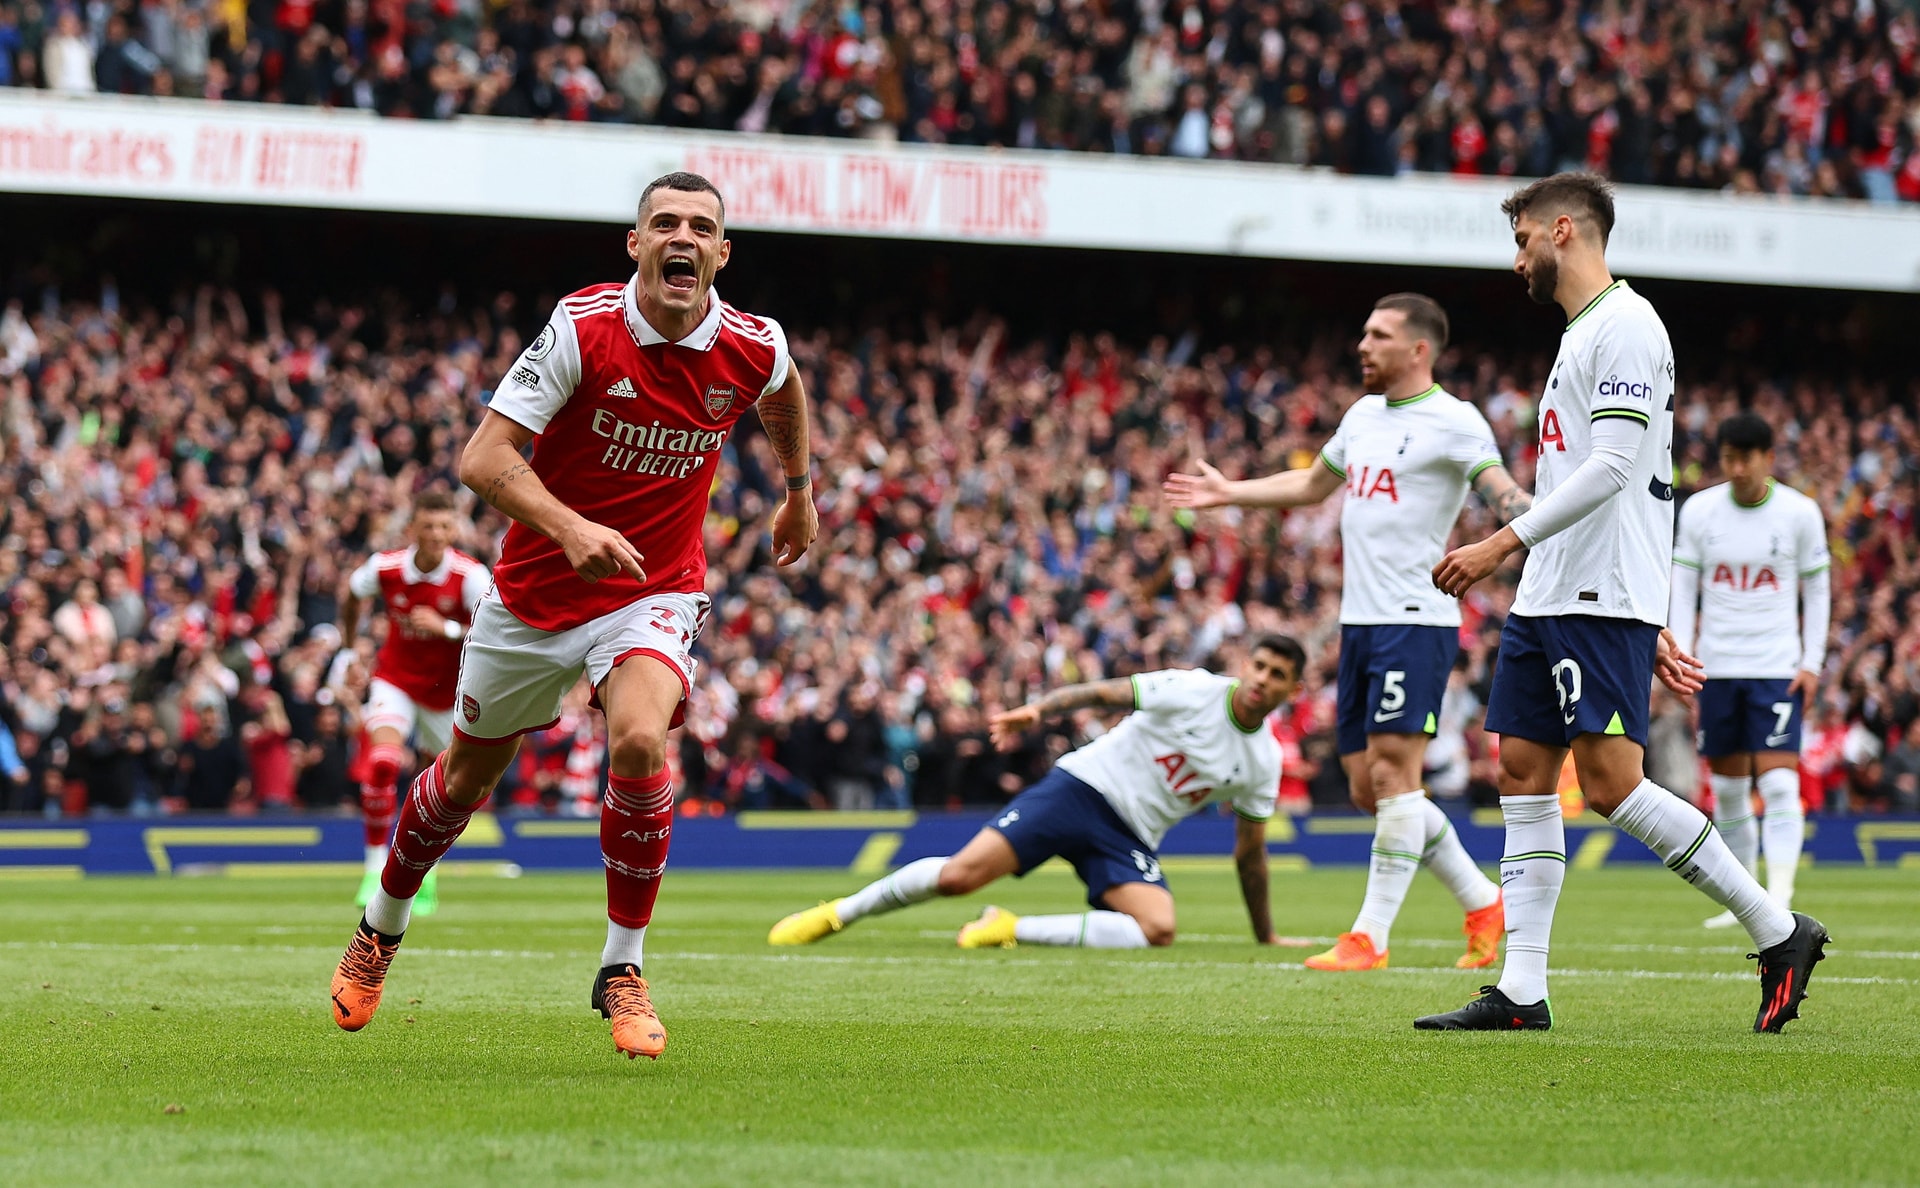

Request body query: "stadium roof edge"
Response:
[3, 90, 1916, 293]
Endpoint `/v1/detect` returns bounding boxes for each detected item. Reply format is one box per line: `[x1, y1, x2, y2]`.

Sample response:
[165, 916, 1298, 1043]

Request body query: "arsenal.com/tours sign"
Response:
[4, 90, 1918, 292]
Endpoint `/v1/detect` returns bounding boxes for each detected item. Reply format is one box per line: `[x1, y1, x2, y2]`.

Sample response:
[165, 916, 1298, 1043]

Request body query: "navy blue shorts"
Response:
[1335, 624, 1458, 756]
[988, 768, 1166, 909]
[1483, 613, 1660, 747]
[1697, 678, 1802, 757]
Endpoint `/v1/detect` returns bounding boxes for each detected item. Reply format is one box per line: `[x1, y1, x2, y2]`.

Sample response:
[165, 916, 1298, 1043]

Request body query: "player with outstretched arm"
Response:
[329, 172, 819, 1060]
[1417, 173, 1828, 1033]
[1167, 293, 1526, 974]
[767, 638, 1305, 952]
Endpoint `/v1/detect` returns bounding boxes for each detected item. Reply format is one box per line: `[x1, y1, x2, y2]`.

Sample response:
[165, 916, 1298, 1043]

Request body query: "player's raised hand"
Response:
[987, 704, 1042, 752]
[1163, 459, 1232, 509]
[771, 489, 819, 566]
[559, 519, 647, 584]
[1431, 526, 1521, 598]
[1655, 628, 1706, 699]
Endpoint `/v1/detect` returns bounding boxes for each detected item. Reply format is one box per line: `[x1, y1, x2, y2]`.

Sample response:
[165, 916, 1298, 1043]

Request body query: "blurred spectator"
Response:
[40, 10, 94, 94]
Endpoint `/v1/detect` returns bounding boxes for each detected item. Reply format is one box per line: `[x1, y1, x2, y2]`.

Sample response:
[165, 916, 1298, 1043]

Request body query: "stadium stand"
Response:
[1, 0, 1917, 200]
[0, 272, 1915, 820]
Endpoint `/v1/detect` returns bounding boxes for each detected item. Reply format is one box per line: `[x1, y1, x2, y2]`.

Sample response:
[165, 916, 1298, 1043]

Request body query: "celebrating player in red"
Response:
[330, 172, 819, 1060]
[336, 491, 489, 915]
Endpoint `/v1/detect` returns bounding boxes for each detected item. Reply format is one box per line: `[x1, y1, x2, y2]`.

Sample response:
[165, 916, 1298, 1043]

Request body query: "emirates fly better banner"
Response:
[4, 90, 1918, 291]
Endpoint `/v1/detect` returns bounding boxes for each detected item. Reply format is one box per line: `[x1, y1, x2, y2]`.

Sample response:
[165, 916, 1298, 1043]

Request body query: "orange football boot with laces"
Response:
[1303, 931, 1389, 971]
[331, 918, 402, 1031]
[1457, 896, 1505, 969]
[593, 964, 667, 1060]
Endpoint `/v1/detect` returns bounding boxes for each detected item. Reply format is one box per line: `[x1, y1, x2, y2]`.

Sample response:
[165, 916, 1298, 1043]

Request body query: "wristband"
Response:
[442, 620, 465, 641]
[785, 473, 812, 490]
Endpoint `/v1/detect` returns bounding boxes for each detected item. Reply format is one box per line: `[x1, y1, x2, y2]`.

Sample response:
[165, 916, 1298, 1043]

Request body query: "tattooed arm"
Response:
[757, 365, 818, 566]
[458, 410, 644, 584]
[1471, 464, 1534, 527]
[987, 678, 1137, 751]
[1233, 815, 1276, 944]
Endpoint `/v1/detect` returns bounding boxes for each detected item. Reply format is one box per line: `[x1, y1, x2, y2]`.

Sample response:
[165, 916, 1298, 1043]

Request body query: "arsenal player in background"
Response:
[329, 172, 819, 1060]
[335, 491, 489, 915]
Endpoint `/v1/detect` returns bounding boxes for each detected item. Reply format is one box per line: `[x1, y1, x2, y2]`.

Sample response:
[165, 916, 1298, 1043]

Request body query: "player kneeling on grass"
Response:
[769, 637, 1304, 951]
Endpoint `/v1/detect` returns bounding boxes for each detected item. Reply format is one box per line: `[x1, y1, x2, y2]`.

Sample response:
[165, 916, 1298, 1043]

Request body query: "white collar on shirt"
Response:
[623, 274, 724, 351]
[404, 546, 452, 586]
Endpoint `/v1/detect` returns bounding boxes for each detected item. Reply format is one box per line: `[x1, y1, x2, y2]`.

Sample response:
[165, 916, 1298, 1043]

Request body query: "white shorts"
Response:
[364, 677, 455, 755]
[452, 588, 709, 744]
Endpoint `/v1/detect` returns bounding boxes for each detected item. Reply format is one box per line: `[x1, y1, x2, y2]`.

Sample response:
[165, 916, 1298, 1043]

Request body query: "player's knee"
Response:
[1579, 775, 1638, 818]
[1495, 753, 1550, 799]
[935, 861, 986, 897]
[1347, 779, 1377, 815]
[366, 749, 403, 788]
[1140, 917, 1176, 947]
[607, 723, 669, 778]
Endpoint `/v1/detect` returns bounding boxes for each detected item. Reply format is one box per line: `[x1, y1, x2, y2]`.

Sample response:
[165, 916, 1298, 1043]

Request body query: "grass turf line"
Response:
[3, 866, 1917, 1186]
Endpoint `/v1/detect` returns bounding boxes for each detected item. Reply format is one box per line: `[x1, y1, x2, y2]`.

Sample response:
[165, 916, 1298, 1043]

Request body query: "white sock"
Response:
[364, 886, 412, 937]
[601, 922, 647, 970]
[1352, 790, 1426, 951]
[1756, 767, 1804, 908]
[1494, 794, 1564, 1006]
[837, 856, 947, 923]
[1610, 779, 1794, 950]
[1708, 773, 1758, 876]
[364, 844, 387, 872]
[1013, 911, 1150, 948]
[1418, 796, 1500, 912]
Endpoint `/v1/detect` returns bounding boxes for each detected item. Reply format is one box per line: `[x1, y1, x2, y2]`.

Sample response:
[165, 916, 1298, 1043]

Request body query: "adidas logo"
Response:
[607, 376, 637, 399]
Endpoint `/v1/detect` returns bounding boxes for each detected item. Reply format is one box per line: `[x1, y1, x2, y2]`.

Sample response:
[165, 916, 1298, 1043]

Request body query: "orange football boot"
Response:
[1303, 931, 1389, 971]
[1457, 896, 1505, 969]
[593, 964, 667, 1060]
[331, 918, 402, 1031]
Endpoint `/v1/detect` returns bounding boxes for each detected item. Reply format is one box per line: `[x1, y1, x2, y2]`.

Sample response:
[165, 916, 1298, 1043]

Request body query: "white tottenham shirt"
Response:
[1318, 384, 1504, 626]
[1670, 480, 1831, 678]
[1511, 280, 1677, 625]
[1055, 668, 1281, 850]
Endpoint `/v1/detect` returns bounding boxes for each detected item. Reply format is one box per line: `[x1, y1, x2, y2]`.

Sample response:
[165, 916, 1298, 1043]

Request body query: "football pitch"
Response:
[5, 863, 1917, 1187]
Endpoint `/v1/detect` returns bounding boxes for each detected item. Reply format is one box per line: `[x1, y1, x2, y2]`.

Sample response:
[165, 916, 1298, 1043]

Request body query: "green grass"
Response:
[3, 864, 1917, 1187]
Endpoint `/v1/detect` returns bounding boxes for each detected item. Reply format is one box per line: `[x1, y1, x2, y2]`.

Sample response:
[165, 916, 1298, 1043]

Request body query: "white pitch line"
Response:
[5, 939, 1910, 987]
[936, 931, 1920, 962]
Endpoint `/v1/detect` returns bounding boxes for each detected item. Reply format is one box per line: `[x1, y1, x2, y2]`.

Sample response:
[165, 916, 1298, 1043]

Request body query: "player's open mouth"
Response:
[661, 256, 698, 293]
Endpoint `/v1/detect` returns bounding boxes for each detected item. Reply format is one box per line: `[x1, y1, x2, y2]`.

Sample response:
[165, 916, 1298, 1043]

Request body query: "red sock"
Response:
[360, 783, 398, 848]
[602, 770, 674, 929]
[379, 755, 476, 899]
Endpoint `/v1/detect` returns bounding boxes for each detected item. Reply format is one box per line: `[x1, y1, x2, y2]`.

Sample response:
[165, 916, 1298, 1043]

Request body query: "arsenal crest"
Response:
[704, 383, 737, 420]
[461, 694, 481, 724]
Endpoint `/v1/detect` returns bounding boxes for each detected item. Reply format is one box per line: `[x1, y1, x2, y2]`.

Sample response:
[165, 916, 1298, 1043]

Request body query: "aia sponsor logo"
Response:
[1345, 465, 1398, 502]
[703, 383, 737, 420]
[1711, 564, 1780, 592]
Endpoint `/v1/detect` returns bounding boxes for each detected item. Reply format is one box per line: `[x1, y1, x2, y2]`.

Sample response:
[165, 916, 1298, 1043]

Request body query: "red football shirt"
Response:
[347, 546, 489, 709]
[486, 280, 790, 632]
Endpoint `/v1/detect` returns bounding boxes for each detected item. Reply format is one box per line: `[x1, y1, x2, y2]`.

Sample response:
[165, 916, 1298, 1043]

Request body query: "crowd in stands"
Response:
[2, 278, 1918, 820]
[4, 0, 1920, 201]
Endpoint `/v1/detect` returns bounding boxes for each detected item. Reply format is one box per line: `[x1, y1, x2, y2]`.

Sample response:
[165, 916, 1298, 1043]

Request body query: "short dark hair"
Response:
[1716, 412, 1775, 453]
[1501, 172, 1616, 246]
[414, 490, 455, 515]
[639, 171, 726, 225]
[1250, 634, 1307, 677]
[1373, 292, 1449, 353]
